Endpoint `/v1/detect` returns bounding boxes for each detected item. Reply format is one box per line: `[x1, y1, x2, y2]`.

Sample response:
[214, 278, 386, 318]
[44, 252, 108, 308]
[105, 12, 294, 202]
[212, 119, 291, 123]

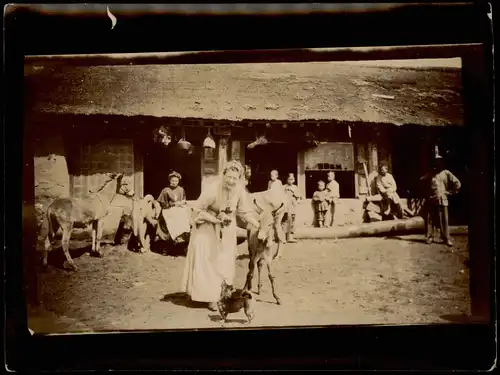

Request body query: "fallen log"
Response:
[294, 216, 426, 239]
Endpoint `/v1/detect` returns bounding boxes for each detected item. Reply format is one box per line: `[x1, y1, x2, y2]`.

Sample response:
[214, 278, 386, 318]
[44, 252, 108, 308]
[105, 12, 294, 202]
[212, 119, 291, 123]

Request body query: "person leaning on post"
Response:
[420, 154, 461, 247]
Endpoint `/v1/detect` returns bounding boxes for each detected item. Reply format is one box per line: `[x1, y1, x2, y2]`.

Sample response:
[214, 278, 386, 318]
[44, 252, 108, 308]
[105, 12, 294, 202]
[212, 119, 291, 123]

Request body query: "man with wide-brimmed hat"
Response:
[421, 154, 462, 246]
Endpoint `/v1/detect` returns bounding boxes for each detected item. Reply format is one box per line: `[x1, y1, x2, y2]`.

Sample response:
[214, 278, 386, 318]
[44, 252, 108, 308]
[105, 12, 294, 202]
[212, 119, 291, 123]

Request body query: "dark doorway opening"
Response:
[391, 130, 430, 199]
[245, 142, 298, 193]
[143, 141, 201, 200]
[305, 171, 355, 199]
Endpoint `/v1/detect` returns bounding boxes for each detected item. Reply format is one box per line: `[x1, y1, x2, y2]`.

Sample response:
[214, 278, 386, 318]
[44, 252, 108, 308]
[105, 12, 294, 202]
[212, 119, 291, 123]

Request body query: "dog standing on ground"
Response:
[217, 281, 255, 324]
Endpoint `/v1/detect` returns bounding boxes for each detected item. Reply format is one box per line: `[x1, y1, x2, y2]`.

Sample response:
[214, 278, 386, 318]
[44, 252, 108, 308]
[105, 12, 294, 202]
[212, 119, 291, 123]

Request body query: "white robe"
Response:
[180, 180, 253, 303]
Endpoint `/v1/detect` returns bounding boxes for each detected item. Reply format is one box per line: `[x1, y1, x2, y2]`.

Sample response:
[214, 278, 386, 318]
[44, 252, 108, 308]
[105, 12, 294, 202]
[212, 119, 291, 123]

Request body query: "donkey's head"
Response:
[97, 172, 134, 197]
[114, 173, 135, 198]
[253, 198, 284, 246]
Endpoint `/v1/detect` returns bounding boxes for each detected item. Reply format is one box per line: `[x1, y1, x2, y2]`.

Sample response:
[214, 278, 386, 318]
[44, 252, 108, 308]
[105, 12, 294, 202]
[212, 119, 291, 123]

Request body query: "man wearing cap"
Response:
[421, 155, 461, 246]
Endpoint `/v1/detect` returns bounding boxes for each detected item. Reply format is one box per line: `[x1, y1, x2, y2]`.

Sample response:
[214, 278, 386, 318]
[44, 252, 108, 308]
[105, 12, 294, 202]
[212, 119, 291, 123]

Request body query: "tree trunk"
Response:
[295, 217, 425, 239]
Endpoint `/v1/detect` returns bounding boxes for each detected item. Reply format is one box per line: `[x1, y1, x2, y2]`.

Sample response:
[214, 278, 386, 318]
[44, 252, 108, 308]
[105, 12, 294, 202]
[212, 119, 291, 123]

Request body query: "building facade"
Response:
[25, 61, 466, 234]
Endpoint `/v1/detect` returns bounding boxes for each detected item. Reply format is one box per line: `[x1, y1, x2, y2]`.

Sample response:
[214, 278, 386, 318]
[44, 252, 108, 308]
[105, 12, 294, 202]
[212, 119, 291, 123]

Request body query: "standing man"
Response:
[421, 155, 461, 246]
[375, 163, 404, 219]
[326, 171, 340, 227]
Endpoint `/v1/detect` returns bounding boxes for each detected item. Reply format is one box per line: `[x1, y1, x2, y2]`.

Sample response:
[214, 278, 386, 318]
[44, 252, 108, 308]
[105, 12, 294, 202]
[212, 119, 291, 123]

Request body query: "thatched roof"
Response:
[24, 62, 464, 126]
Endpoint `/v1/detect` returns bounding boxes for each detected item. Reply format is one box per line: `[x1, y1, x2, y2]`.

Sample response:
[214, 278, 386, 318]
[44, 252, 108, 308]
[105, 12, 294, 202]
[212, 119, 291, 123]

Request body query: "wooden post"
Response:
[356, 143, 369, 196]
[297, 150, 306, 197]
[133, 141, 144, 197]
[240, 143, 246, 167]
[230, 140, 242, 163]
[218, 136, 229, 176]
[368, 142, 379, 174]
[201, 142, 218, 190]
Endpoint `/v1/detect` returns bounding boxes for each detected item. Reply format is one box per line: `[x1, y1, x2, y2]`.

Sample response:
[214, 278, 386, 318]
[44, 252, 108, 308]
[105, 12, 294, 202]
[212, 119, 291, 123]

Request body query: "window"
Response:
[71, 139, 134, 198]
[304, 142, 356, 198]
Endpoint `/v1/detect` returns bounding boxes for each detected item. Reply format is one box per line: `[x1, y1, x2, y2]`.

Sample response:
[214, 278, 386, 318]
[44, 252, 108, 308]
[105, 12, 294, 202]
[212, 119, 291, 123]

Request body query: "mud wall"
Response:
[34, 133, 71, 236]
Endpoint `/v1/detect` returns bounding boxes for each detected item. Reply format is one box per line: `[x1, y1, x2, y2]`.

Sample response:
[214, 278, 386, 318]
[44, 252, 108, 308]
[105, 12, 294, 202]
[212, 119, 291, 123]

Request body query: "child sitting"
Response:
[312, 180, 330, 228]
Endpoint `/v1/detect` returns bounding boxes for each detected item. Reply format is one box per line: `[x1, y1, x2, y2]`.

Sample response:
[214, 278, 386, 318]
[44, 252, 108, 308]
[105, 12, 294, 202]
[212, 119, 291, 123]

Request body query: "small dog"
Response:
[217, 281, 255, 324]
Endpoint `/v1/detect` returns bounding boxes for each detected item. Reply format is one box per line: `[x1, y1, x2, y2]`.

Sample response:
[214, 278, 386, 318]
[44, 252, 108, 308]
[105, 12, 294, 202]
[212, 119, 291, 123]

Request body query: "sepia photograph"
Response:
[25, 56, 472, 332]
[6, 2, 495, 371]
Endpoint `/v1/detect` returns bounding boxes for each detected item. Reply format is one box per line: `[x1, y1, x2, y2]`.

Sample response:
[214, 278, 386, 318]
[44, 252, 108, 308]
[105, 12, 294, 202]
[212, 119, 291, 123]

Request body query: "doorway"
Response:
[245, 142, 298, 193]
[143, 141, 201, 200]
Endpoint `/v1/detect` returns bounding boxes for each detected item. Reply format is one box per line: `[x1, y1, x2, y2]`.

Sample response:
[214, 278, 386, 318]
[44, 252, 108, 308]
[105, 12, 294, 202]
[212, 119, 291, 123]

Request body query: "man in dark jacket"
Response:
[421, 155, 461, 246]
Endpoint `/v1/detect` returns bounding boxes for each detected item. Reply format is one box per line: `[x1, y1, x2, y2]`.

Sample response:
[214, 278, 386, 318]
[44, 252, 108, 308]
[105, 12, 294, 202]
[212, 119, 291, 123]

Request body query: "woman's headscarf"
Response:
[222, 160, 244, 179]
[168, 171, 182, 181]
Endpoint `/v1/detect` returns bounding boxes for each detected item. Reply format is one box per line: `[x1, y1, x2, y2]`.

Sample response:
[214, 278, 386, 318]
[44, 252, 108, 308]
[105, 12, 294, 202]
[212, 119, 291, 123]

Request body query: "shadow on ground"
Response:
[208, 314, 248, 324]
[385, 236, 430, 244]
[45, 245, 92, 270]
[161, 292, 208, 309]
[149, 241, 187, 257]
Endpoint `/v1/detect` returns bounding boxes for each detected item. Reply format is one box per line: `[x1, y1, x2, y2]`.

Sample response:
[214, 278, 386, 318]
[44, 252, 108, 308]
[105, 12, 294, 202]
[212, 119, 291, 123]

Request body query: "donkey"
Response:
[130, 194, 162, 253]
[42, 172, 134, 271]
[243, 191, 287, 305]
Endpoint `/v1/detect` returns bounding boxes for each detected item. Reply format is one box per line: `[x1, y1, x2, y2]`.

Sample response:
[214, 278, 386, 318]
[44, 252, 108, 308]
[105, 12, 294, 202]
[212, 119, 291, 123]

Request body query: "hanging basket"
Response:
[177, 126, 194, 154]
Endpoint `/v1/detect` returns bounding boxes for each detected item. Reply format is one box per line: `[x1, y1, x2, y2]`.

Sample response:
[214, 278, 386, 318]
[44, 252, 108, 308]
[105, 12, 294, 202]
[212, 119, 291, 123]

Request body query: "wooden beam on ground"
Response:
[295, 217, 425, 239]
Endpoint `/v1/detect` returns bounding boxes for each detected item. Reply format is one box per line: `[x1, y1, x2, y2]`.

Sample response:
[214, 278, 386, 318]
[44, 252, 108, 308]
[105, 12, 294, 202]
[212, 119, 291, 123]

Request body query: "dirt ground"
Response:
[28, 233, 470, 334]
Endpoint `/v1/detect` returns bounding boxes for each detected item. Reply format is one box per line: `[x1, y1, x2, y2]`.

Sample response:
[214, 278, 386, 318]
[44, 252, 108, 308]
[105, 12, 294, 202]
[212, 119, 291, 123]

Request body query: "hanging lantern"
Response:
[203, 128, 216, 149]
[177, 126, 193, 152]
[152, 125, 172, 147]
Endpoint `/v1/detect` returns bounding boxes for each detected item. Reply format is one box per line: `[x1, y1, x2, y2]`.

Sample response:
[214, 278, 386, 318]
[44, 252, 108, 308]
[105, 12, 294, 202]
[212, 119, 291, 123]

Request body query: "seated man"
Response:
[157, 171, 191, 243]
[375, 164, 404, 219]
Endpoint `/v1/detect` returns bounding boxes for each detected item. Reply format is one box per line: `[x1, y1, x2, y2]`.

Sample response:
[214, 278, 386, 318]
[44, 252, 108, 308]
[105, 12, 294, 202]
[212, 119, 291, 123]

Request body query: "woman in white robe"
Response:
[180, 160, 260, 311]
